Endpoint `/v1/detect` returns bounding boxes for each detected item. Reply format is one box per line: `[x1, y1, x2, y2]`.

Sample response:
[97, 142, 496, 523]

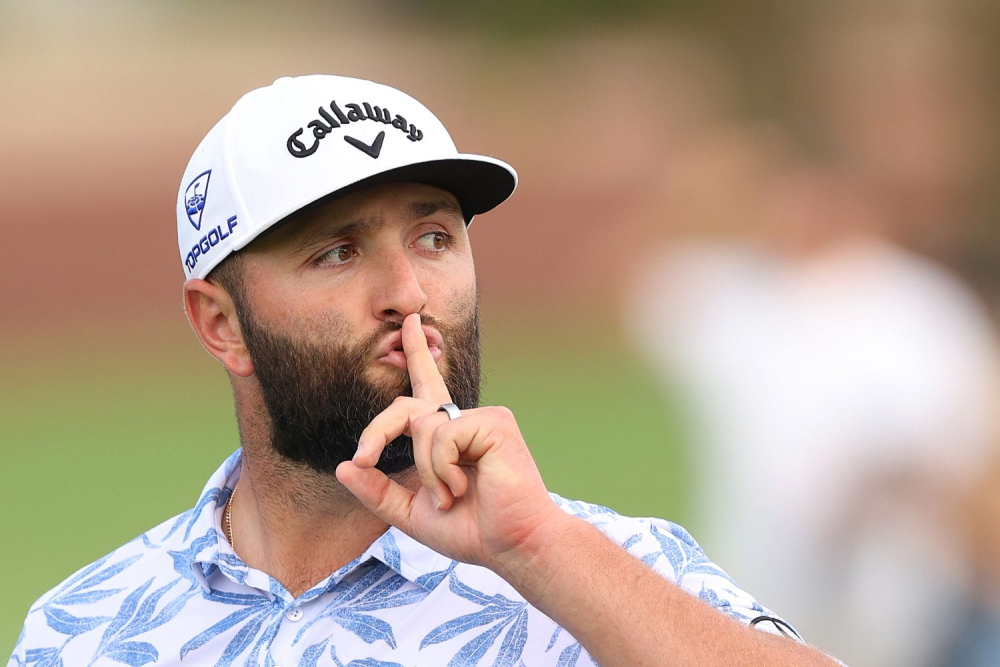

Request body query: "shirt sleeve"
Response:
[626, 516, 803, 641]
[8, 619, 29, 667]
[552, 495, 804, 642]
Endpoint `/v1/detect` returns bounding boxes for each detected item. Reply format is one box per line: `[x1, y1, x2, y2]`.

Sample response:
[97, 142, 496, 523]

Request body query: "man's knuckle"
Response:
[430, 421, 451, 443]
[412, 413, 437, 435]
[489, 405, 515, 421]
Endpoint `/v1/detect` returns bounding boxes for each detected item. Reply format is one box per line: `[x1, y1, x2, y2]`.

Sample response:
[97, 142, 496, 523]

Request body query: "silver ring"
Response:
[437, 403, 462, 420]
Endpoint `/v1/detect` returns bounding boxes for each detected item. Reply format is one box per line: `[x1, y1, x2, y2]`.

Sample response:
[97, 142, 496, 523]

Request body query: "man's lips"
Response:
[374, 326, 443, 370]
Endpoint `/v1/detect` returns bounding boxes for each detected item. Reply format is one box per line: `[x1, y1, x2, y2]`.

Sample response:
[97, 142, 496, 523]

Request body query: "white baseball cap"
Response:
[177, 74, 518, 280]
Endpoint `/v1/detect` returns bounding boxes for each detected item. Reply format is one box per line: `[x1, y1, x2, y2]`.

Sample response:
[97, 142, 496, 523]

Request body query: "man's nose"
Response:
[371, 249, 428, 322]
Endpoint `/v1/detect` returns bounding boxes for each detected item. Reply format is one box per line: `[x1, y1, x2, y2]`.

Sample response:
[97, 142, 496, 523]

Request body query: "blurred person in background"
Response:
[625, 7, 1000, 666]
[629, 137, 1000, 666]
[947, 456, 1000, 666]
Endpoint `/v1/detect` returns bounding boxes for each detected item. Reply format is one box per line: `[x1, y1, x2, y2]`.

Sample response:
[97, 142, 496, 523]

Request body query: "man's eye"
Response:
[417, 232, 451, 252]
[320, 244, 356, 265]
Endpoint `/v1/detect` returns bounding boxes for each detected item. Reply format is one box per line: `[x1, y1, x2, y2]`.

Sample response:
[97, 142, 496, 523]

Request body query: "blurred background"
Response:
[3, 1, 1000, 664]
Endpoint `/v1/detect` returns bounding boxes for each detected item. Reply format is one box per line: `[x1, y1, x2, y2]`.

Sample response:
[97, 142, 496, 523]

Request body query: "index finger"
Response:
[403, 313, 451, 405]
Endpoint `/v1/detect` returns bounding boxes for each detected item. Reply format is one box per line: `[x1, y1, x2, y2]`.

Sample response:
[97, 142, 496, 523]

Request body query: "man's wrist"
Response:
[489, 505, 590, 607]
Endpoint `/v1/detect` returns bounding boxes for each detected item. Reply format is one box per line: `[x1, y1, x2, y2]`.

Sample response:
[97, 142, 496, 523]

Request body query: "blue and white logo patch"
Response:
[184, 170, 212, 230]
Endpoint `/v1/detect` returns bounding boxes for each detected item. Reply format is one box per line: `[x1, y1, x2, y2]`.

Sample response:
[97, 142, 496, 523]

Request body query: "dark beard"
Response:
[236, 304, 481, 475]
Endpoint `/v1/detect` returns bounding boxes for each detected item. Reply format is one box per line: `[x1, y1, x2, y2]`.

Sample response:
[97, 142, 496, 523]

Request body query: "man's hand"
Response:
[335, 313, 560, 574]
[337, 314, 840, 667]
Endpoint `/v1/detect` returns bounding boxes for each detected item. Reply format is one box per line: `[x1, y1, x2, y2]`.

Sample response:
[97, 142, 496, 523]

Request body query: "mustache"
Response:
[361, 314, 447, 358]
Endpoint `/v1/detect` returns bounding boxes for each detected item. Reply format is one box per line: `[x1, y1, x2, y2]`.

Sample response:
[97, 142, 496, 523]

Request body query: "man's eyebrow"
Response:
[287, 198, 462, 256]
[290, 215, 384, 256]
[410, 199, 464, 222]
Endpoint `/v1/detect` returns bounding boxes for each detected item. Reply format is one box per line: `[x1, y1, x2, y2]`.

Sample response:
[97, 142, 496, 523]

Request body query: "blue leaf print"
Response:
[649, 524, 691, 574]
[381, 532, 402, 572]
[218, 554, 249, 585]
[180, 602, 268, 659]
[54, 554, 112, 595]
[640, 552, 661, 568]
[149, 584, 197, 628]
[668, 521, 697, 544]
[183, 487, 222, 541]
[88, 579, 194, 665]
[557, 642, 583, 667]
[168, 530, 218, 584]
[295, 567, 423, 646]
[546, 626, 562, 651]
[123, 579, 178, 634]
[557, 498, 616, 519]
[447, 613, 517, 667]
[268, 577, 288, 599]
[43, 607, 112, 637]
[357, 574, 407, 605]
[448, 573, 499, 606]
[206, 590, 269, 606]
[415, 561, 456, 591]
[217, 553, 243, 570]
[103, 641, 158, 666]
[244, 614, 284, 667]
[24, 648, 58, 664]
[95, 577, 154, 654]
[333, 565, 390, 605]
[350, 587, 428, 613]
[329, 645, 406, 667]
[622, 532, 644, 552]
[697, 583, 732, 614]
[217, 614, 264, 667]
[333, 610, 397, 648]
[420, 602, 521, 649]
[153, 510, 191, 545]
[68, 555, 142, 594]
[51, 589, 124, 606]
[684, 558, 736, 582]
[300, 638, 330, 667]
[492, 609, 529, 667]
[24, 646, 65, 667]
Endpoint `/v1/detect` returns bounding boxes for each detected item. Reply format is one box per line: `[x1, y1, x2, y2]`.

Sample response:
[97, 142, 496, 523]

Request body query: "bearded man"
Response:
[10, 75, 839, 666]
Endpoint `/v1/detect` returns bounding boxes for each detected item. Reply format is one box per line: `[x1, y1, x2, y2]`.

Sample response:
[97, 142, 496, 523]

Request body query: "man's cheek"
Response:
[444, 282, 477, 321]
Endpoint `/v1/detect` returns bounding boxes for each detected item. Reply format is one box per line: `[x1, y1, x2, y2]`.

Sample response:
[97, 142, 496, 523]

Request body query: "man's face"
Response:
[229, 183, 481, 474]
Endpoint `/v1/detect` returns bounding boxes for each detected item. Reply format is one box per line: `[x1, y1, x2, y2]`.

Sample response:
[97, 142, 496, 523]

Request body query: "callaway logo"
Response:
[184, 170, 212, 230]
[287, 100, 424, 159]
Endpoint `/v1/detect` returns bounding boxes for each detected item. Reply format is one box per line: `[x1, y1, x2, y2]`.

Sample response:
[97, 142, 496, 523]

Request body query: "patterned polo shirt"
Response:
[9, 450, 799, 666]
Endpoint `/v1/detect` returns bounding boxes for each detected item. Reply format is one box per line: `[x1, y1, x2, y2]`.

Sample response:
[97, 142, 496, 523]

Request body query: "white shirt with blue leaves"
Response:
[10, 450, 799, 666]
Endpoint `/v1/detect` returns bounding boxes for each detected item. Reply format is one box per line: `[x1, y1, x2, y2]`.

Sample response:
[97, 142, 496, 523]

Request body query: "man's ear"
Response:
[183, 279, 254, 377]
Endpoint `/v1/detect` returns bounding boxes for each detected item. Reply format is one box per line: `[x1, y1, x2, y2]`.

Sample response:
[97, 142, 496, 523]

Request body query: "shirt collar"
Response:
[176, 449, 455, 595]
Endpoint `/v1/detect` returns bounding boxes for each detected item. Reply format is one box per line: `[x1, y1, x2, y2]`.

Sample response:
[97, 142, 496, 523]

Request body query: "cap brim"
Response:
[299, 154, 517, 224]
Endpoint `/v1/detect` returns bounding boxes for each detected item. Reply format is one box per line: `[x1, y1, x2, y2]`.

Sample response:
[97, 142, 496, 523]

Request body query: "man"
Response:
[10, 75, 837, 666]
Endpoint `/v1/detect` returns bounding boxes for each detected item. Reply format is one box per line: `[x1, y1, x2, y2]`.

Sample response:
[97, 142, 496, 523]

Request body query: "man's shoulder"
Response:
[549, 492, 702, 554]
[12, 509, 209, 663]
[36, 509, 203, 603]
[548, 493, 800, 638]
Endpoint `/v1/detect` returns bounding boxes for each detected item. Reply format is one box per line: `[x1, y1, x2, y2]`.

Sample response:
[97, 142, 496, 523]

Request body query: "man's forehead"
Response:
[255, 182, 464, 250]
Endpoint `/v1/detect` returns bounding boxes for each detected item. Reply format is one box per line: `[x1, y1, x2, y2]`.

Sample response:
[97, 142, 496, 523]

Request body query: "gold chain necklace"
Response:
[225, 482, 239, 551]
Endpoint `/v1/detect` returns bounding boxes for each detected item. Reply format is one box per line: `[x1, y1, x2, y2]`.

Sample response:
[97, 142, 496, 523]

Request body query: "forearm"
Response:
[494, 511, 838, 667]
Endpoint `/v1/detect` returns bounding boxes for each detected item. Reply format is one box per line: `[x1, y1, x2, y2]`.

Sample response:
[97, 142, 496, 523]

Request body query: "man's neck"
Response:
[230, 443, 413, 598]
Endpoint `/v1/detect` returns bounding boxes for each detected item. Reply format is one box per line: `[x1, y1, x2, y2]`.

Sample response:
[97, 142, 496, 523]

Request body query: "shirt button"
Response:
[285, 606, 303, 622]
